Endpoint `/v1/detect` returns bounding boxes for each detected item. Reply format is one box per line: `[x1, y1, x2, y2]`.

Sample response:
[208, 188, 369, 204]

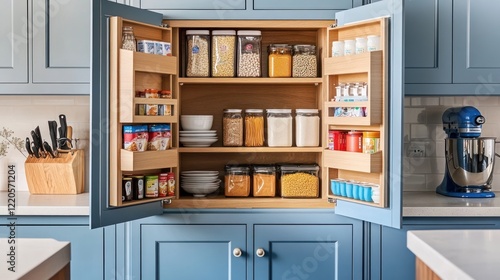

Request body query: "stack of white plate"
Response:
[180, 171, 221, 197]
[179, 130, 218, 147]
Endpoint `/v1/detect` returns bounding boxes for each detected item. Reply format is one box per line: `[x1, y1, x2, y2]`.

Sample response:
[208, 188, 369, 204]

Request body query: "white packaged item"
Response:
[344, 39, 355, 56]
[266, 109, 292, 147]
[137, 40, 155, 54]
[295, 109, 320, 147]
[163, 42, 172, 56]
[331, 41, 344, 57]
[355, 37, 367, 54]
[367, 35, 381, 51]
[155, 41, 164, 55]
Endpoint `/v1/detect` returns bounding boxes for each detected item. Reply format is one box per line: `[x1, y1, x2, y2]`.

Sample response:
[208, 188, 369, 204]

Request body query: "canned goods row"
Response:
[122, 172, 175, 201]
[137, 40, 172, 56]
[331, 35, 380, 57]
[330, 179, 380, 203]
[123, 124, 171, 152]
[328, 130, 380, 153]
[136, 89, 172, 99]
[333, 82, 368, 102]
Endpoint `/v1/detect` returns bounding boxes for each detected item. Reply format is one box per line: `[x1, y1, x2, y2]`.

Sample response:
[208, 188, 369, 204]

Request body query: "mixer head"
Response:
[442, 106, 485, 138]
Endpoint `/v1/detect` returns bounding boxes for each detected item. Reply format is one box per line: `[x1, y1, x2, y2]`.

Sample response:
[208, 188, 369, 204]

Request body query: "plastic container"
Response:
[225, 165, 251, 197]
[244, 109, 264, 147]
[355, 37, 367, 54]
[237, 30, 262, 77]
[295, 109, 320, 147]
[331, 41, 344, 57]
[266, 109, 292, 147]
[344, 39, 355, 56]
[223, 109, 243, 147]
[363, 131, 380, 154]
[279, 164, 319, 198]
[253, 165, 276, 197]
[121, 26, 136, 51]
[186, 30, 210, 77]
[367, 35, 381, 51]
[268, 44, 292, 77]
[346, 131, 363, 152]
[211, 30, 236, 77]
[292, 44, 317, 77]
[328, 130, 347, 151]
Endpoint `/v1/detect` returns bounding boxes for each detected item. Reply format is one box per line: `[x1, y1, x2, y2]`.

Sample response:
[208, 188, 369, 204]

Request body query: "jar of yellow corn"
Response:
[268, 44, 292, 77]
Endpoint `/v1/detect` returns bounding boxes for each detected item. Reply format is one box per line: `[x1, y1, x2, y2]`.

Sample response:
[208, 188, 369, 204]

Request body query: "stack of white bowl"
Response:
[180, 171, 221, 197]
[180, 115, 218, 147]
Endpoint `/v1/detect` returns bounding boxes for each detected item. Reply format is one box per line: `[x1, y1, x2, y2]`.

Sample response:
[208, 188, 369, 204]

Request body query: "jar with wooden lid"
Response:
[292, 44, 317, 77]
[253, 165, 276, 197]
[268, 44, 292, 77]
[244, 109, 264, 147]
[223, 109, 243, 147]
[225, 165, 251, 197]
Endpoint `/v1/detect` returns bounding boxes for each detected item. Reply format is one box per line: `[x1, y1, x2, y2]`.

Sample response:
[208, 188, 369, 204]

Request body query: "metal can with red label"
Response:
[158, 173, 169, 197]
[167, 172, 176, 196]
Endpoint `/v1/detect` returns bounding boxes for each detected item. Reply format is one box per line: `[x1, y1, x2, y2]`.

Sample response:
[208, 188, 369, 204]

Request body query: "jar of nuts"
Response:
[237, 30, 262, 77]
[212, 30, 236, 77]
[292, 44, 317, 77]
[279, 164, 320, 198]
[186, 30, 210, 77]
[225, 165, 251, 197]
[223, 109, 243, 147]
[268, 44, 292, 77]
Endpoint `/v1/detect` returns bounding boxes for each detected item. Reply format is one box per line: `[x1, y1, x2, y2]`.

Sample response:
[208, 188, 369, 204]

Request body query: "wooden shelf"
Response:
[120, 98, 178, 123]
[117, 196, 175, 207]
[168, 196, 332, 209]
[178, 147, 323, 153]
[323, 150, 382, 173]
[327, 195, 382, 207]
[121, 149, 178, 171]
[120, 50, 177, 75]
[324, 51, 382, 75]
[178, 77, 323, 85]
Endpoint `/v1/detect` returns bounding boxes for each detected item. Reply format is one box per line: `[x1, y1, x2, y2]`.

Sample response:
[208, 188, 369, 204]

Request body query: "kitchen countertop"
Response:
[0, 191, 89, 216]
[407, 230, 500, 280]
[403, 191, 500, 217]
[0, 238, 70, 280]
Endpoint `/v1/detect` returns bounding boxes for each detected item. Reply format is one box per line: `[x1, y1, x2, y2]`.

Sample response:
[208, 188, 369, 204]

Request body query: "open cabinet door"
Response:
[324, 0, 404, 228]
[90, 1, 171, 228]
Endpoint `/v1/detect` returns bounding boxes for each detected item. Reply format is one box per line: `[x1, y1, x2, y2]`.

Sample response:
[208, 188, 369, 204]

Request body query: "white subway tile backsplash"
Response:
[404, 97, 411, 107]
[403, 174, 427, 191]
[463, 96, 500, 107]
[411, 97, 440, 106]
[404, 107, 426, 123]
[425, 106, 447, 124]
[439, 97, 461, 106]
[406, 158, 432, 174]
[410, 124, 430, 139]
[435, 141, 445, 158]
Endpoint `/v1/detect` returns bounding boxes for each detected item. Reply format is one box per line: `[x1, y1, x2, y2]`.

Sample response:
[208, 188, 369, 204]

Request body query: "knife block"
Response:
[24, 150, 85, 194]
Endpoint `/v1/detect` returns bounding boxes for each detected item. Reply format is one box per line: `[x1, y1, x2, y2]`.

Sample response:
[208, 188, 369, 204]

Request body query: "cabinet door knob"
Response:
[233, 248, 243, 257]
[256, 248, 265, 257]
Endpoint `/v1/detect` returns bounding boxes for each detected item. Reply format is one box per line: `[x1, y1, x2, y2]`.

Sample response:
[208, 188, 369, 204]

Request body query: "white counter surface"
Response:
[0, 238, 70, 280]
[403, 191, 500, 217]
[0, 191, 89, 216]
[407, 230, 500, 280]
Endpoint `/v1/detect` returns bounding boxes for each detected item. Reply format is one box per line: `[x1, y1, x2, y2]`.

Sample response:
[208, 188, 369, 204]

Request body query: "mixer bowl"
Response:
[445, 137, 497, 189]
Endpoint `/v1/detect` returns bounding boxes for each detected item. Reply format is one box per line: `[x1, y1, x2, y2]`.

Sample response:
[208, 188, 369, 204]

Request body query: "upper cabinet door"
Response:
[453, 0, 500, 84]
[0, 0, 28, 83]
[32, 0, 90, 84]
[90, 1, 167, 229]
[405, 0, 452, 84]
[329, 0, 404, 229]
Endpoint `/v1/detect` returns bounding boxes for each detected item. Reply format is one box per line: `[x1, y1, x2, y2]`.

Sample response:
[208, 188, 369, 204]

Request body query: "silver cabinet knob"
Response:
[256, 248, 265, 257]
[233, 248, 242, 257]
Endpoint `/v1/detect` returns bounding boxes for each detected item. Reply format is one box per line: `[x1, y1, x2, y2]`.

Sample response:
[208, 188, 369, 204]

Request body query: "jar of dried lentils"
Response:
[223, 109, 243, 147]
[268, 44, 292, 77]
[292, 44, 317, 77]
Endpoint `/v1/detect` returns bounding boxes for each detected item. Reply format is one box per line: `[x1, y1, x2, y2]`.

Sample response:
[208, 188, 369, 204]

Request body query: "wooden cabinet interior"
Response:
[323, 18, 388, 207]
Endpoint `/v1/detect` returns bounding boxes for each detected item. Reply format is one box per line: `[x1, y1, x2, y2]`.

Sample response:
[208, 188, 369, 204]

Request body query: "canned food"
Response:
[328, 130, 347, 151]
[167, 172, 176, 196]
[122, 177, 133, 201]
[145, 175, 158, 198]
[132, 175, 144, 200]
[346, 131, 363, 152]
[362, 131, 380, 154]
[159, 173, 168, 197]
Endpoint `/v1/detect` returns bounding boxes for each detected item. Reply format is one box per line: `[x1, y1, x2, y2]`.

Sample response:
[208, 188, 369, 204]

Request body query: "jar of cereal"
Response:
[186, 30, 210, 77]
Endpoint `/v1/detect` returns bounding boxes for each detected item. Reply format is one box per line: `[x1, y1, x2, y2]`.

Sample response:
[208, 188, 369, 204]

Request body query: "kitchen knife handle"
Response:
[25, 137, 33, 157]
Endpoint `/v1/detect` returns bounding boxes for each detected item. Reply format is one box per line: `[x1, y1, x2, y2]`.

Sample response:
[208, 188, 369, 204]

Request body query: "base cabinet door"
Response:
[141, 224, 247, 280]
[254, 224, 353, 280]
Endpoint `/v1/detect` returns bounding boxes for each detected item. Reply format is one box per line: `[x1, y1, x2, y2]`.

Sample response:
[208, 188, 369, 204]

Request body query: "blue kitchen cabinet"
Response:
[0, 216, 109, 280]
[369, 217, 500, 280]
[0, 0, 90, 94]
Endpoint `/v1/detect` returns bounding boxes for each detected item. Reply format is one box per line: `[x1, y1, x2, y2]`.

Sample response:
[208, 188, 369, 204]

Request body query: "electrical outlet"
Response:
[408, 143, 426, 157]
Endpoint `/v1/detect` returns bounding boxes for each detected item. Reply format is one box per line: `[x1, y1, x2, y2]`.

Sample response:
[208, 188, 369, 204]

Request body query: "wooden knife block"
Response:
[24, 150, 85, 194]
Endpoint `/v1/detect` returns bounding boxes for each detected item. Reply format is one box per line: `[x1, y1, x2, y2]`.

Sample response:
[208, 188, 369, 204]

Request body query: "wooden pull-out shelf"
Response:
[323, 150, 382, 173]
[121, 149, 178, 171]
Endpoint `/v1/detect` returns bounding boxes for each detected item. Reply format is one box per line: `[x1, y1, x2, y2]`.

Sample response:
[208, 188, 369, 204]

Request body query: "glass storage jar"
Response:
[244, 109, 264, 147]
[211, 30, 236, 77]
[268, 44, 292, 77]
[253, 165, 276, 197]
[225, 165, 251, 197]
[295, 109, 320, 147]
[121, 26, 136, 51]
[223, 109, 243, 147]
[186, 30, 210, 77]
[278, 164, 319, 198]
[292, 44, 317, 77]
[362, 131, 380, 154]
[237, 30, 262, 77]
[266, 109, 292, 147]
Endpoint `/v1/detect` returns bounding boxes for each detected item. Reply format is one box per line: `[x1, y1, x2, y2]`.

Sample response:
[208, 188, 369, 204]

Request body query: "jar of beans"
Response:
[237, 30, 262, 77]
[268, 44, 292, 77]
[186, 30, 210, 77]
[292, 44, 317, 77]
[223, 109, 243, 147]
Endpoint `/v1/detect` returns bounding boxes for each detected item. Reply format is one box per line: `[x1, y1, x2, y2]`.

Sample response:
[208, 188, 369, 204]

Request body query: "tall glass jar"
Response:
[186, 30, 210, 77]
[266, 109, 292, 147]
[292, 45, 317, 77]
[223, 109, 243, 146]
[268, 44, 292, 77]
[237, 30, 262, 77]
[244, 109, 264, 147]
[212, 30, 236, 77]
[121, 26, 136, 51]
[295, 109, 320, 147]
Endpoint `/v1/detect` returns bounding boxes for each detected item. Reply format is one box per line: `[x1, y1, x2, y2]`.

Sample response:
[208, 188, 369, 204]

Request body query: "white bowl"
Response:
[181, 184, 220, 197]
[181, 115, 213, 131]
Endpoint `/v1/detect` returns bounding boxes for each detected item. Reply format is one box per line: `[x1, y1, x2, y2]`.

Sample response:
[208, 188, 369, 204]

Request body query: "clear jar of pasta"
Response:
[244, 109, 264, 147]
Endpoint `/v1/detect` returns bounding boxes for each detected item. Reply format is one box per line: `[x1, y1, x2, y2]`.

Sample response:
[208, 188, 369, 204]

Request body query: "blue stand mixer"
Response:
[436, 106, 497, 198]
